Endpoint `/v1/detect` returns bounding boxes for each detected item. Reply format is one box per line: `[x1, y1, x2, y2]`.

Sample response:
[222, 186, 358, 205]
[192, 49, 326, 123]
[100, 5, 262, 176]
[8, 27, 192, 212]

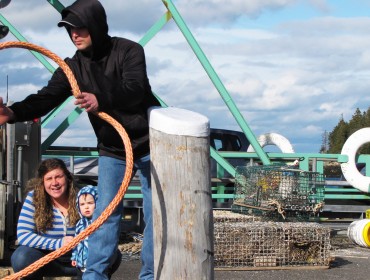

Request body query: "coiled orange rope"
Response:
[0, 41, 134, 279]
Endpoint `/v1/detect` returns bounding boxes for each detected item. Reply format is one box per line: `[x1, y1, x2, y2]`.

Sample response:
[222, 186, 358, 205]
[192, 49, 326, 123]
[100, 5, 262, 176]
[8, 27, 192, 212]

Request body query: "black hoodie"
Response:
[9, 0, 160, 159]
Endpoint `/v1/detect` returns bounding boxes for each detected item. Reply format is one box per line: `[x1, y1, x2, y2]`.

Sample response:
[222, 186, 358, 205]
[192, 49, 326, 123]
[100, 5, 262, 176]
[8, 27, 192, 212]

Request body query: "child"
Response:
[71, 185, 98, 277]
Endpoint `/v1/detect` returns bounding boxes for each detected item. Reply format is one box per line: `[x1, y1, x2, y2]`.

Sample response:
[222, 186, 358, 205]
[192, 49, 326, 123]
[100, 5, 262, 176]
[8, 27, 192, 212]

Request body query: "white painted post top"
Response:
[148, 107, 210, 137]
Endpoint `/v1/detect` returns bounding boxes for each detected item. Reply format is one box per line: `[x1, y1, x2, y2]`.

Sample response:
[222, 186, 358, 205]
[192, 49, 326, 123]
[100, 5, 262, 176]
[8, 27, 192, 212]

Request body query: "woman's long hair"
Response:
[27, 158, 79, 233]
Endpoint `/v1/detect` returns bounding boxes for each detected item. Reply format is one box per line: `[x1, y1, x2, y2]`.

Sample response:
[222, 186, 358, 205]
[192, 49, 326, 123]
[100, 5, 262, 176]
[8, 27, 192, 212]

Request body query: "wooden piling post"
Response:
[149, 107, 214, 280]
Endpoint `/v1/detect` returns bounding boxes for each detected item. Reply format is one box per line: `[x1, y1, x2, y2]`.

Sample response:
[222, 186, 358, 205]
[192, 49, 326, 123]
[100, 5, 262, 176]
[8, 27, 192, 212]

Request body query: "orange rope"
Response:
[0, 41, 134, 279]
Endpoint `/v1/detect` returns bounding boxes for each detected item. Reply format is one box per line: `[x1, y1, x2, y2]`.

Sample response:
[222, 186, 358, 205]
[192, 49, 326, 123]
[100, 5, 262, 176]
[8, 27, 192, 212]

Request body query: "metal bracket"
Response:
[0, 179, 20, 186]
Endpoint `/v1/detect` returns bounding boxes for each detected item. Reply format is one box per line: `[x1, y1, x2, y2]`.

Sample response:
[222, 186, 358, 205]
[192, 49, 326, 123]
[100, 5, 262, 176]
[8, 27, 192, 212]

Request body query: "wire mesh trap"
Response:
[118, 232, 143, 261]
[231, 165, 325, 221]
[213, 211, 331, 269]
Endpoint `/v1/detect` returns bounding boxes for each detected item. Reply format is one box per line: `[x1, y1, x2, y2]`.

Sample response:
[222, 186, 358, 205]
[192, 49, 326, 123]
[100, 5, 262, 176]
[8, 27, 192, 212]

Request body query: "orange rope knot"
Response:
[0, 41, 133, 280]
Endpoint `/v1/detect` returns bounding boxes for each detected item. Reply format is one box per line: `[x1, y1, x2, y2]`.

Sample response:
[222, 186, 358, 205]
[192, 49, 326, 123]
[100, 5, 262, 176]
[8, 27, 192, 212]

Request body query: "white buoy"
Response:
[347, 219, 370, 248]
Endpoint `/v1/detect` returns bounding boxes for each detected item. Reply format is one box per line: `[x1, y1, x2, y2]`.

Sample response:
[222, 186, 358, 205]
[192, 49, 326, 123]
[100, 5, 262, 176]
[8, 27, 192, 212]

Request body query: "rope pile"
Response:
[0, 41, 134, 280]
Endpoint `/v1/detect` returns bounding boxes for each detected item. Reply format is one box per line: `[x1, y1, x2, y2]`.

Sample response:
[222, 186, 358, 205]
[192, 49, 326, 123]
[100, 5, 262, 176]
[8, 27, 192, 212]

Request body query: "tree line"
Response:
[321, 108, 370, 154]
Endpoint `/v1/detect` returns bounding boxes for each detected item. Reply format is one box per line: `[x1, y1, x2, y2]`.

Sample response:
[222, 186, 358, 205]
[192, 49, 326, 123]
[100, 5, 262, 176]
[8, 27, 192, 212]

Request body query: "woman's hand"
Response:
[62, 235, 74, 246]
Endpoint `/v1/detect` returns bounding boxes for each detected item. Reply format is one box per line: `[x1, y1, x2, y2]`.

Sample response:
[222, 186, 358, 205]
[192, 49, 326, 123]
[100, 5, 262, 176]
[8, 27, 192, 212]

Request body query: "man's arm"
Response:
[3, 67, 72, 123]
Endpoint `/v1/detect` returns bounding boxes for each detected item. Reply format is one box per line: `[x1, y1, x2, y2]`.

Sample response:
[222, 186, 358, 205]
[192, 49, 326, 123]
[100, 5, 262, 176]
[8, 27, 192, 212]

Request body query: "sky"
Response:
[1, 0, 370, 153]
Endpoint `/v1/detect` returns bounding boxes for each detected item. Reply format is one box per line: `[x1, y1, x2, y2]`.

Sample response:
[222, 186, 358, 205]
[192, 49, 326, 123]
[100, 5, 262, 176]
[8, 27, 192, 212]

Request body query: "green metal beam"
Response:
[162, 0, 271, 165]
[138, 11, 172, 107]
[41, 96, 74, 127]
[0, 14, 55, 74]
[46, 0, 65, 13]
[139, 11, 172, 47]
[324, 194, 370, 200]
[325, 188, 366, 193]
[41, 107, 84, 153]
[43, 151, 99, 157]
[210, 147, 236, 177]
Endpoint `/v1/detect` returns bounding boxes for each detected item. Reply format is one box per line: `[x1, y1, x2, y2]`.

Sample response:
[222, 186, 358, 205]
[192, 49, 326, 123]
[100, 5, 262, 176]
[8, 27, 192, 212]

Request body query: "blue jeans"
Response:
[83, 154, 153, 280]
[11, 245, 77, 279]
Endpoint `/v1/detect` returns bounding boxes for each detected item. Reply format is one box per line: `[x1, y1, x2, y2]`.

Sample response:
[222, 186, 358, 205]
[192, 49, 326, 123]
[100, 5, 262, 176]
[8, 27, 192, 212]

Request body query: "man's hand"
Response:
[74, 92, 99, 113]
[0, 97, 15, 125]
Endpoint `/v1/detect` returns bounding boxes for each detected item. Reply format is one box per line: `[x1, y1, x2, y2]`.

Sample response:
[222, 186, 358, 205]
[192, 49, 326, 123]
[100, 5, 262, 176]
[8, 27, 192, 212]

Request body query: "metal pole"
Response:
[162, 0, 271, 165]
[16, 146, 23, 203]
[6, 101, 14, 238]
[69, 155, 74, 174]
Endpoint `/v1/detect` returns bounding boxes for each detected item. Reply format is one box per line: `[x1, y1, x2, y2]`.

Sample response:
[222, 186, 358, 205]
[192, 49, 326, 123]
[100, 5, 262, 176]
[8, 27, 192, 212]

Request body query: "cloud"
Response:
[143, 12, 370, 151]
[1, 1, 370, 153]
[176, 0, 297, 26]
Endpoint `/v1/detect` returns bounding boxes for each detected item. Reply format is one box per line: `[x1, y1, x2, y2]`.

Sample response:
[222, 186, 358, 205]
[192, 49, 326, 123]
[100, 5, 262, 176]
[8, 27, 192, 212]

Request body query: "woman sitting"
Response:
[11, 158, 80, 279]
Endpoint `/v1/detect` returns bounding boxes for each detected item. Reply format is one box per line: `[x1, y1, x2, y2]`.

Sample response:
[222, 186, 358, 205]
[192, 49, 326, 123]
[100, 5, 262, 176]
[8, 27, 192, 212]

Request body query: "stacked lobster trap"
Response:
[213, 165, 331, 270]
[231, 165, 325, 221]
[213, 214, 331, 269]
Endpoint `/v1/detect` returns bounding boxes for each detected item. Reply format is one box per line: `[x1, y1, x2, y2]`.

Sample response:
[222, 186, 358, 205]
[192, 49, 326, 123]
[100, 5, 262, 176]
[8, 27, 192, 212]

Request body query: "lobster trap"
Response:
[231, 165, 325, 221]
[213, 210, 331, 269]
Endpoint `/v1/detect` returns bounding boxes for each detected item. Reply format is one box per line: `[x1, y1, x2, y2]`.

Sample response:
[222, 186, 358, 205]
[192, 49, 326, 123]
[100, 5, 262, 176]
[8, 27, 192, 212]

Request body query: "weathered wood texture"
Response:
[150, 128, 214, 280]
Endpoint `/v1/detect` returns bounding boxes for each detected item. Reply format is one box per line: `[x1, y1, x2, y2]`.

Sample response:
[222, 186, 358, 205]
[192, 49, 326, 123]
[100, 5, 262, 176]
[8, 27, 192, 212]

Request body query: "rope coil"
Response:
[0, 41, 134, 280]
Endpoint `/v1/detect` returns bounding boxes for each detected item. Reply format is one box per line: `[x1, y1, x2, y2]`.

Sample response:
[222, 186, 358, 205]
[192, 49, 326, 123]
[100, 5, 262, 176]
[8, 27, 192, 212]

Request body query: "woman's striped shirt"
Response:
[16, 191, 75, 250]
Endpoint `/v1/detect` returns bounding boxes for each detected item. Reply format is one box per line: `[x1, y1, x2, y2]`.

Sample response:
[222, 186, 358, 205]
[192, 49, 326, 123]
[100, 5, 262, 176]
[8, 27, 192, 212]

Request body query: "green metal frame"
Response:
[2, 0, 370, 206]
[0, 0, 270, 175]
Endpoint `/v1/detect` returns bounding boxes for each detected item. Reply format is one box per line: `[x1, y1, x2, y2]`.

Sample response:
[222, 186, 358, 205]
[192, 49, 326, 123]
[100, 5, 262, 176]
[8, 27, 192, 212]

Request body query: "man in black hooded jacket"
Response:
[0, 0, 160, 279]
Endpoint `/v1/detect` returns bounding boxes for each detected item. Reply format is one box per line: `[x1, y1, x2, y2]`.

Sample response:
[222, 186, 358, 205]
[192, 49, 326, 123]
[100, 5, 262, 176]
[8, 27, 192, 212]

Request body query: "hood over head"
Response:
[58, 0, 111, 59]
[76, 185, 98, 217]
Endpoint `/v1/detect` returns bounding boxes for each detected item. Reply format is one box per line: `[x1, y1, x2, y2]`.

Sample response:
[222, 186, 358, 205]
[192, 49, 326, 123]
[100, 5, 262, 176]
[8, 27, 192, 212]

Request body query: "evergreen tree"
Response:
[328, 117, 348, 154]
[327, 108, 370, 154]
[348, 108, 364, 136]
[359, 108, 370, 154]
[364, 107, 370, 127]
[320, 130, 329, 153]
[348, 108, 370, 154]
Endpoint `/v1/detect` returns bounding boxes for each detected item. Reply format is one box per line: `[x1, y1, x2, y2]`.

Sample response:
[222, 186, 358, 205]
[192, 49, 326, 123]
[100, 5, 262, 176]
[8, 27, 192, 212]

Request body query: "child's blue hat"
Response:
[76, 185, 98, 215]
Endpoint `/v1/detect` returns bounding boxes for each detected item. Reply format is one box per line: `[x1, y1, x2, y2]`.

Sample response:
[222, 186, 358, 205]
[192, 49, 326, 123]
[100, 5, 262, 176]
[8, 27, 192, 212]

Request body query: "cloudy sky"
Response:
[1, 0, 370, 153]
